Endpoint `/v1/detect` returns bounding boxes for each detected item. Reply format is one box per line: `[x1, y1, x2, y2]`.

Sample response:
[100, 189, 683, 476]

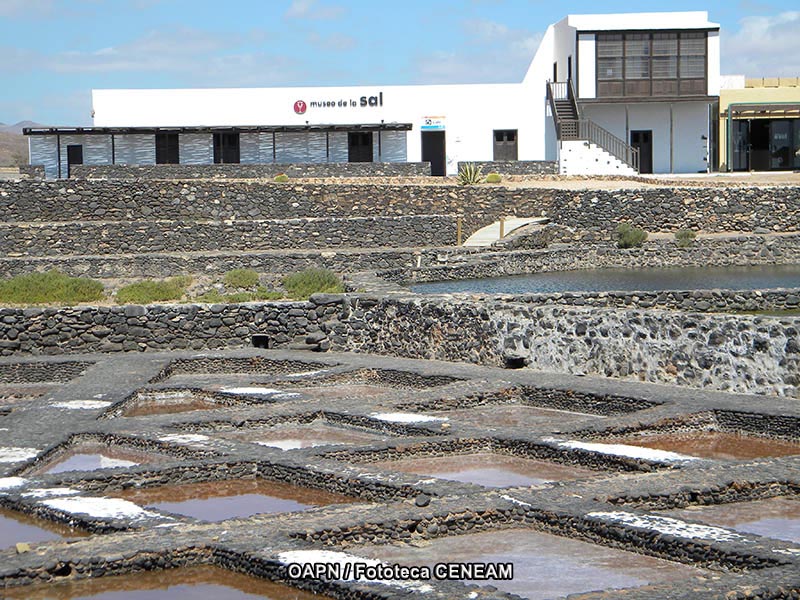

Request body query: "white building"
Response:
[26, 11, 720, 178]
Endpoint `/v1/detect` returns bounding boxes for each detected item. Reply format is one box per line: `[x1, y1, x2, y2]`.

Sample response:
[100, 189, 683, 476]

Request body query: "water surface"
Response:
[411, 264, 800, 295]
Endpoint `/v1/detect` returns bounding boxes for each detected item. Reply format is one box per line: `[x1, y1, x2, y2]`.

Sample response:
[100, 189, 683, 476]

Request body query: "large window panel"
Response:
[598, 57, 623, 80]
[595, 30, 708, 98]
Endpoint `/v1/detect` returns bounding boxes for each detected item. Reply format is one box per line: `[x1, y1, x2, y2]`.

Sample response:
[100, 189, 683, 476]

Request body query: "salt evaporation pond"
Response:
[411, 264, 800, 295]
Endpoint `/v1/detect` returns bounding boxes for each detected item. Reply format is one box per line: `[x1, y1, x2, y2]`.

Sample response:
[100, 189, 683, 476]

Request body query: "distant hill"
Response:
[0, 120, 42, 135]
[0, 121, 41, 166]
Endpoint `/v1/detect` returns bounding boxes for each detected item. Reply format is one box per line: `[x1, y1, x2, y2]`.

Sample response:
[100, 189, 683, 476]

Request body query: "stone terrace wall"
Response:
[70, 162, 432, 180]
[2, 180, 798, 240]
[388, 234, 800, 284]
[457, 161, 559, 175]
[0, 215, 458, 256]
[1, 296, 798, 397]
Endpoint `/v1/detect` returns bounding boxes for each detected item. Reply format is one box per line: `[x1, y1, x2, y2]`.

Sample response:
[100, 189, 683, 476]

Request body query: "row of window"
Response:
[596, 32, 708, 98]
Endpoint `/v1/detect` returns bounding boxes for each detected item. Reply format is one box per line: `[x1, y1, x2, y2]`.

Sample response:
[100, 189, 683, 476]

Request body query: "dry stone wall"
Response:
[1, 295, 798, 397]
[0, 215, 458, 256]
[2, 180, 798, 240]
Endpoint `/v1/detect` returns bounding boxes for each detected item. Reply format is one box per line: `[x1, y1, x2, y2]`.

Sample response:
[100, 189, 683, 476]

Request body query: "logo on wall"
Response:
[293, 100, 307, 115]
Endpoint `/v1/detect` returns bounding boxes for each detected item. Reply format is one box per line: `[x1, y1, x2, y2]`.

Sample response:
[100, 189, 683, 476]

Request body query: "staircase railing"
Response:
[575, 119, 640, 172]
[546, 81, 639, 172]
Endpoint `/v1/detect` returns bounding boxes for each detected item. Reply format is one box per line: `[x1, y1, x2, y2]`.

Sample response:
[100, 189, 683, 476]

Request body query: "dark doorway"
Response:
[630, 130, 653, 174]
[421, 131, 446, 176]
[493, 130, 518, 161]
[156, 133, 180, 164]
[347, 132, 373, 162]
[770, 120, 792, 169]
[749, 120, 770, 171]
[567, 56, 573, 82]
[553, 62, 558, 82]
[731, 120, 750, 171]
[213, 133, 240, 164]
[66, 144, 83, 178]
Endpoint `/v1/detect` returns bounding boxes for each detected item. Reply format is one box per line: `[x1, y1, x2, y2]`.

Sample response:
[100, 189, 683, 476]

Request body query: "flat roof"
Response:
[23, 123, 413, 136]
[567, 11, 719, 32]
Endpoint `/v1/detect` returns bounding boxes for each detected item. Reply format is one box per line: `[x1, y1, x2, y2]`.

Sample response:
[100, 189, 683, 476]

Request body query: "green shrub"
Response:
[282, 268, 344, 300]
[194, 289, 226, 304]
[615, 223, 648, 248]
[195, 286, 283, 304]
[116, 276, 192, 305]
[223, 268, 260, 289]
[674, 229, 697, 248]
[0, 271, 104, 305]
[274, 173, 289, 183]
[485, 172, 502, 183]
[457, 163, 483, 186]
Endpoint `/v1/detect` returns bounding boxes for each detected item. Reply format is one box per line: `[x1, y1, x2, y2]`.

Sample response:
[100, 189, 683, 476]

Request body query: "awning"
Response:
[725, 103, 800, 117]
[23, 123, 413, 136]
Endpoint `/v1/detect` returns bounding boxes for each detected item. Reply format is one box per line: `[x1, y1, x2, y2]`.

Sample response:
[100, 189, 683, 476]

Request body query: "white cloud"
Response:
[307, 32, 355, 51]
[414, 19, 543, 84]
[0, 0, 53, 16]
[722, 11, 800, 77]
[285, 0, 344, 20]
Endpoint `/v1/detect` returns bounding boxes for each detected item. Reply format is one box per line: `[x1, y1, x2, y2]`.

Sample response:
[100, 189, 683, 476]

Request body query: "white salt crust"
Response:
[371, 412, 447, 424]
[544, 437, 698, 462]
[22, 487, 80, 498]
[587, 511, 747, 542]
[51, 400, 113, 410]
[0, 447, 39, 463]
[0, 477, 28, 491]
[41, 497, 164, 521]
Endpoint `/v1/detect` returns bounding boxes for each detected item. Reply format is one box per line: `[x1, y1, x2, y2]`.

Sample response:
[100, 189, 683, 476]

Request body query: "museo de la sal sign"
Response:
[294, 92, 384, 114]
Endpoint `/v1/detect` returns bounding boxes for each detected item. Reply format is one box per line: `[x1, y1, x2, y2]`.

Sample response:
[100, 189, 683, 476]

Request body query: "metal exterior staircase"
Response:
[547, 81, 640, 173]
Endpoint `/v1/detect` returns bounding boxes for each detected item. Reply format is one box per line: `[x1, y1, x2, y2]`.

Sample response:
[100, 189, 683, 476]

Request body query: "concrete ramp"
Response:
[463, 217, 549, 247]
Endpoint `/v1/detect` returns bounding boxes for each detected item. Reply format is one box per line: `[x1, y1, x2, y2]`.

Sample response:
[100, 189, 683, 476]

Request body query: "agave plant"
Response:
[457, 163, 483, 186]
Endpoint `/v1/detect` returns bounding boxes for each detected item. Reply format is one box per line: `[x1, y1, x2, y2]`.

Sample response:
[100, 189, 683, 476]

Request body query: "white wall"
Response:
[707, 30, 721, 96]
[577, 33, 596, 99]
[583, 102, 710, 173]
[553, 19, 576, 82]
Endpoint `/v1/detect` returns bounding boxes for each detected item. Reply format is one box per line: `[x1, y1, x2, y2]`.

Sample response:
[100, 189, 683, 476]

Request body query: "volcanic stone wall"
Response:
[456, 160, 559, 175]
[2, 180, 798, 240]
[0, 215, 458, 256]
[2, 296, 797, 397]
[70, 162, 432, 179]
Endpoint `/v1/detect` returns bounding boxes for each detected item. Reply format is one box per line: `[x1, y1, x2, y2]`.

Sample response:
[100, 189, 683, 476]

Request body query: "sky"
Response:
[1, 0, 799, 126]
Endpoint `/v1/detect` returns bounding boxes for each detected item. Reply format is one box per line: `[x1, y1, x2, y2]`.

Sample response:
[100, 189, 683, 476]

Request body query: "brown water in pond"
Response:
[605, 432, 800, 460]
[123, 391, 221, 417]
[355, 528, 711, 599]
[112, 478, 357, 521]
[223, 421, 385, 449]
[373, 452, 596, 487]
[290, 383, 393, 401]
[0, 507, 89, 549]
[1, 565, 327, 599]
[431, 405, 598, 427]
[33, 444, 165, 476]
[660, 496, 800, 543]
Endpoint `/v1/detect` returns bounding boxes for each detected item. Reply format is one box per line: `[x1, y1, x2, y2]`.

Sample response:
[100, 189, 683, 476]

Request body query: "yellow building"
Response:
[719, 77, 800, 171]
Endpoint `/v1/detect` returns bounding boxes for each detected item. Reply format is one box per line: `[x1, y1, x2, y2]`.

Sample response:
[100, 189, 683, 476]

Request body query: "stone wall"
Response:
[2, 296, 797, 397]
[388, 234, 800, 284]
[70, 162, 432, 180]
[2, 180, 798, 241]
[18, 165, 45, 179]
[0, 215, 458, 256]
[457, 160, 559, 175]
